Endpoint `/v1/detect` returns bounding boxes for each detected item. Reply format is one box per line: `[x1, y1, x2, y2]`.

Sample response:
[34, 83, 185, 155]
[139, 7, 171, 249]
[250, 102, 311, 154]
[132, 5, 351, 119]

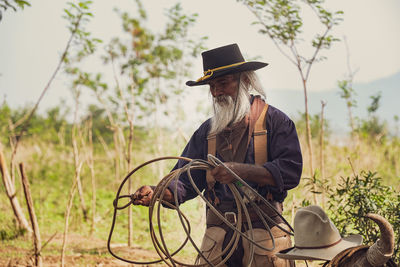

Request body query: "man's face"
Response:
[209, 73, 250, 134]
[208, 74, 239, 102]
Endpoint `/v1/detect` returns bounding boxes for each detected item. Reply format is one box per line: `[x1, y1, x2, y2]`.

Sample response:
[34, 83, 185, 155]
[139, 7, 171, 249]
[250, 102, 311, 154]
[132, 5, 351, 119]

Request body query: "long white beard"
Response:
[210, 88, 250, 135]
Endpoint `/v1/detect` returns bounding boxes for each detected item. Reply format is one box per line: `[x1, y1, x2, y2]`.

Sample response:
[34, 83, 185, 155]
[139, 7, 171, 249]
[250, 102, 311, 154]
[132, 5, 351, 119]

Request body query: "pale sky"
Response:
[1, 0, 399, 114]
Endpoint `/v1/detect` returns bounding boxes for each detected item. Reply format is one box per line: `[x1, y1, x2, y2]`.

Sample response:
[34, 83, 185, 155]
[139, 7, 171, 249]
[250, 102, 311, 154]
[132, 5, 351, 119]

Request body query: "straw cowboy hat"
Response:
[186, 43, 268, 86]
[276, 205, 363, 261]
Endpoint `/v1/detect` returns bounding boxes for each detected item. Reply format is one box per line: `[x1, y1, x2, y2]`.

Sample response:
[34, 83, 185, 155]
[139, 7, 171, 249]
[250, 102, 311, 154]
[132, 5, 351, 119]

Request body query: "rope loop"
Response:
[107, 155, 294, 266]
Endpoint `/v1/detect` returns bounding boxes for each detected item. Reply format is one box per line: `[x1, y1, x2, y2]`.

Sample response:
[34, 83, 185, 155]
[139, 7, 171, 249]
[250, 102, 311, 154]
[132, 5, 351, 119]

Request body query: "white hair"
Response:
[241, 71, 266, 99]
[209, 71, 266, 135]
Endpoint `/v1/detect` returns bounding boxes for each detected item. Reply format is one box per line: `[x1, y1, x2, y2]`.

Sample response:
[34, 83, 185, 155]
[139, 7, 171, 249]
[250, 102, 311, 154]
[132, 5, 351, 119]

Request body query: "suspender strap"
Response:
[206, 134, 217, 190]
[254, 104, 269, 165]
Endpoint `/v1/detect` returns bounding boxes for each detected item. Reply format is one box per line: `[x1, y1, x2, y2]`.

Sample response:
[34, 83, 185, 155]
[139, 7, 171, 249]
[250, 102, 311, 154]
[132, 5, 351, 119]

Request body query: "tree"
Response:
[338, 36, 359, 135]
[0, 0, 30, 22]
[358, 92, 387, 141]
[69, 0, 207, 246]
[328, 171, 400, 262]
[236, 0, 343, 188]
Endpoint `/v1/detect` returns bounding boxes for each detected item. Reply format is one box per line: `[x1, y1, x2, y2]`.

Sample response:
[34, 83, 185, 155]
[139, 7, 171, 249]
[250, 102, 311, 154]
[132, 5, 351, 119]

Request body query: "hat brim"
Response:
[186, 61, 268, 87]
[275, 234, 363, 261]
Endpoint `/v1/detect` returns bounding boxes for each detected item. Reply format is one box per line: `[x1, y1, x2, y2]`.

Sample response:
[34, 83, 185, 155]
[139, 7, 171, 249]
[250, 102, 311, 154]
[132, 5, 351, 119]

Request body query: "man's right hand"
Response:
[132, 185, 154, 206]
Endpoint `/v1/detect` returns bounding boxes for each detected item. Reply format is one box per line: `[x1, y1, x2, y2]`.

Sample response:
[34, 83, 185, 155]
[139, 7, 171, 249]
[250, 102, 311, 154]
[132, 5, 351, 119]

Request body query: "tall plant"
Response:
[328, 170, 400, 263]
[73, 0, 207, 246]
[237, 0, 343, 198]
[359, 92, 387, 141]
[0, 0, 96, 235]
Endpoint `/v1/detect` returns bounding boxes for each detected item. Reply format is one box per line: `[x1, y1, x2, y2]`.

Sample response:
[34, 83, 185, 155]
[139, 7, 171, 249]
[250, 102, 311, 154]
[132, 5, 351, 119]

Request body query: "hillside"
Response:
[267, 71, 400, 134]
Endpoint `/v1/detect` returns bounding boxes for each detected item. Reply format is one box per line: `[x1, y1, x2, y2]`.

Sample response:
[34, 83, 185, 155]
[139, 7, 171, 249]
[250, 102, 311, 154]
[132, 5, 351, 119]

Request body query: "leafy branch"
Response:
[237, 0, 343, 204]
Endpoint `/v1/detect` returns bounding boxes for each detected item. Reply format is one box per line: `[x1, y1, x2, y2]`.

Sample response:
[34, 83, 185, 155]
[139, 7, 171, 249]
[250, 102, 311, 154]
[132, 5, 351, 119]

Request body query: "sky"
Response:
[1, 0, 400, 125]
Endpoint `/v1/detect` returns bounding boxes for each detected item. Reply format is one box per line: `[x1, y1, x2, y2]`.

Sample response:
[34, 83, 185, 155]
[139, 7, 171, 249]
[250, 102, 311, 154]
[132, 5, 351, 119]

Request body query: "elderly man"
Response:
[133, 43, 302, 267]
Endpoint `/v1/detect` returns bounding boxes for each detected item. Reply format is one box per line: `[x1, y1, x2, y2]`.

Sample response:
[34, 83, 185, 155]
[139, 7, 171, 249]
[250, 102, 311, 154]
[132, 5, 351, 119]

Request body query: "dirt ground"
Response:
[0, 233, 181, 267]
[0, 233, 316, 266]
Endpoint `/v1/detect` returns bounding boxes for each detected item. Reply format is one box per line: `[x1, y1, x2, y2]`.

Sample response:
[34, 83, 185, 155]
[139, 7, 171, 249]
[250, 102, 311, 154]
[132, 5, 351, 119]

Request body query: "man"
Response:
[133, 43, 302, 267]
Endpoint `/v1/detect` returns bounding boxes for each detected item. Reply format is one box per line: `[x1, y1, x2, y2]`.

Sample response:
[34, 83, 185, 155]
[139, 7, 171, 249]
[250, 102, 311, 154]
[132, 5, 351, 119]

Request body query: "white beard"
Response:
[210, 87, 251, 135]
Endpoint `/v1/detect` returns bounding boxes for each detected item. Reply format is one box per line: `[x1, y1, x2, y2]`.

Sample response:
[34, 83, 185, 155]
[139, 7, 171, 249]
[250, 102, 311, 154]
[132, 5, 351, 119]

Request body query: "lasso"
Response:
[108, 154, 293, 266]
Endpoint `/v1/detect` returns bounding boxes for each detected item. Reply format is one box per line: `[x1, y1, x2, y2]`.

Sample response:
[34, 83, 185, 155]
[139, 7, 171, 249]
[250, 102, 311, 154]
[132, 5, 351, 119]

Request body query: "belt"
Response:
[206, 201, 283, 228]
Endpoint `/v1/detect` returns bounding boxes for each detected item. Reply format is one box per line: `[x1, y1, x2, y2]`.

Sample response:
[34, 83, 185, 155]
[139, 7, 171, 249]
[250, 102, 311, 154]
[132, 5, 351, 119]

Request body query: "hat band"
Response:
[196, 61, 246, 82]
[294, 238, 342, 250]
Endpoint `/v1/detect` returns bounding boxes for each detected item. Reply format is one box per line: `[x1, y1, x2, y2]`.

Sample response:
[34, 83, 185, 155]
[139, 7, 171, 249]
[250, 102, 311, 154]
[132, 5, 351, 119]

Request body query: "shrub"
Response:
[328, 170, 400, 263]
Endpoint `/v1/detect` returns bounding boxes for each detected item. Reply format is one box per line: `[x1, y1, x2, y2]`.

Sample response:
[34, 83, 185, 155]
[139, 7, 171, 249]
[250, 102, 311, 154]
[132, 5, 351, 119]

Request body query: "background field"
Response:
[1, 0, 399, 266]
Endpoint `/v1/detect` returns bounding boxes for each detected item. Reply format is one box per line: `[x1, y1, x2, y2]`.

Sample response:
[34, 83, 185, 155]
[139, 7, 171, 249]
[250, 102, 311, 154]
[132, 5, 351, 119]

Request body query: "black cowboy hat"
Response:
[186, 43, 268, 87]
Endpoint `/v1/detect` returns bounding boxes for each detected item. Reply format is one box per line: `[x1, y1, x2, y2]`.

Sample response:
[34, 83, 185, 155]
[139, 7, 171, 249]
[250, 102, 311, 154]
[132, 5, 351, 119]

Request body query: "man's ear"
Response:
[242, 74, 250, 86]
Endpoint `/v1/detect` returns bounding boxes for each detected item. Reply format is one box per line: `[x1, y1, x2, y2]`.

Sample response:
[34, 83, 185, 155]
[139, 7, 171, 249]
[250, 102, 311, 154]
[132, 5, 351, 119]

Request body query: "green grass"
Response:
[0, 131, 399, 265]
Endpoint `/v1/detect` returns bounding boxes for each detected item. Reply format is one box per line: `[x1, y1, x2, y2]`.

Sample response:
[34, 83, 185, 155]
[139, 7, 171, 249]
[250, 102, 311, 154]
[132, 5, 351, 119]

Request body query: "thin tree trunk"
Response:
[113, 63, 135, 246]
[60, 161, 83, 267]
[0, 143, 32, 233]
[7, 119, 17, 186]
[72, 130, 88, 221]
[291, 194, 296, 228]
[125, 75, 135, 247]
[86, 118, 97, 235]
[319, 101, 327, 208]
[71, 94, 88, 222]
[127, 125, 133, 247]
[112, 130, 120, 181]
[97, 133, 112, 158]
[302, 79, 317, 205]
[19, 163, 42, 267]
[94, 92, 122, 182]
[302, 79, 314, 176]
[57, 124, 66, 147]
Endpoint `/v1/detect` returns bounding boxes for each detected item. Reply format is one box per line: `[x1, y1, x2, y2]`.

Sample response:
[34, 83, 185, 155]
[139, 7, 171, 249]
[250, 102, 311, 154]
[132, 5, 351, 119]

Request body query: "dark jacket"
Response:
[169, 102, 302, 204]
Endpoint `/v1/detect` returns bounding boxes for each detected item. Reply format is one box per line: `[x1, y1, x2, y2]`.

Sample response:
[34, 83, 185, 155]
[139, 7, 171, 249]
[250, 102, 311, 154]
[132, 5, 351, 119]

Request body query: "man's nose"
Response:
[215, 89, 224, 97]
[211, 87, 224, 97]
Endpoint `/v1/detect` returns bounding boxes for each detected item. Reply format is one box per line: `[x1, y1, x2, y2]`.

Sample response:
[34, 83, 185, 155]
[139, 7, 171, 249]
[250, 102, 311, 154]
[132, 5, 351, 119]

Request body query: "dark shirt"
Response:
[168, 102, 302, 204]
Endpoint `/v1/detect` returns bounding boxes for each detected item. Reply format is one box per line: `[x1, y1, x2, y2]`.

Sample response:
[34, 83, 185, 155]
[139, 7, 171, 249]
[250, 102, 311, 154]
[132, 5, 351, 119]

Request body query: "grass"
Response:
[0, 130, 399, 266]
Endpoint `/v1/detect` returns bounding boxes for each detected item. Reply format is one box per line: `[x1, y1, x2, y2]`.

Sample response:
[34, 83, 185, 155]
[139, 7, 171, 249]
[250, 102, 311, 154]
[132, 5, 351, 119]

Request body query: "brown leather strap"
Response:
[206, 134, 217, 190]
[206, 201, 282, 226]
[295, 238, 342, 249]
[254, 104, 269, 165]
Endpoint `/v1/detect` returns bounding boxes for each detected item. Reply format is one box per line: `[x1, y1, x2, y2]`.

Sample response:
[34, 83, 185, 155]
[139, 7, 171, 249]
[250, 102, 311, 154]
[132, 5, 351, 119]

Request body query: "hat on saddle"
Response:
[186, 43, 268, 86]
[276, 205, 363, 261]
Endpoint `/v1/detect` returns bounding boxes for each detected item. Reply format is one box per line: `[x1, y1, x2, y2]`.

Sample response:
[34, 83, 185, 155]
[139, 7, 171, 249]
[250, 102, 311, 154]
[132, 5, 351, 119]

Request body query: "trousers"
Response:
[195, 202, 295, 267]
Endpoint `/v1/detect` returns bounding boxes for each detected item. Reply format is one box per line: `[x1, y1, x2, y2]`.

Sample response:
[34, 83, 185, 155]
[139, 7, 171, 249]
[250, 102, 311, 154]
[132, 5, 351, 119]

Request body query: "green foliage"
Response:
[0, 100, 72, 145]
[338, 79, 357, 109]
[302, 169, 330, 195]
[0, 0, 30, 20]
[237, 0, 343, 64]
[0, 101, 11, 144]
[357, 92, 388, 140]
[366, 92, 381, 114]
[295, 111, 331, 139]
[0, 225, 26, 241]
[63, 0, 102, 63]
[102, 0, 207, 125]
[328, 171, 400, 262]
[238, 0, 343, 184]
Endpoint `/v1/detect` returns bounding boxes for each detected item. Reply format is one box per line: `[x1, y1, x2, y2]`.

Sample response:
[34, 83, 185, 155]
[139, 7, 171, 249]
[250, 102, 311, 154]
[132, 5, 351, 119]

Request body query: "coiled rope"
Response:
[108, 154, 294, 266]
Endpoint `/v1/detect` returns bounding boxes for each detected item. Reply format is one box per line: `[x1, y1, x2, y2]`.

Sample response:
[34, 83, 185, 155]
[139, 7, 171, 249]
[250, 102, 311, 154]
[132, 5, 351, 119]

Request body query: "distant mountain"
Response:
[267, 71, 400, 134]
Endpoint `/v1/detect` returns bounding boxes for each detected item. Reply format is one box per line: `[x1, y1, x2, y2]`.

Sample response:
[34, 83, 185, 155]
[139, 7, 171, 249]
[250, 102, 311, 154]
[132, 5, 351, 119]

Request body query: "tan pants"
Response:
[196, 224, 294, 267]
